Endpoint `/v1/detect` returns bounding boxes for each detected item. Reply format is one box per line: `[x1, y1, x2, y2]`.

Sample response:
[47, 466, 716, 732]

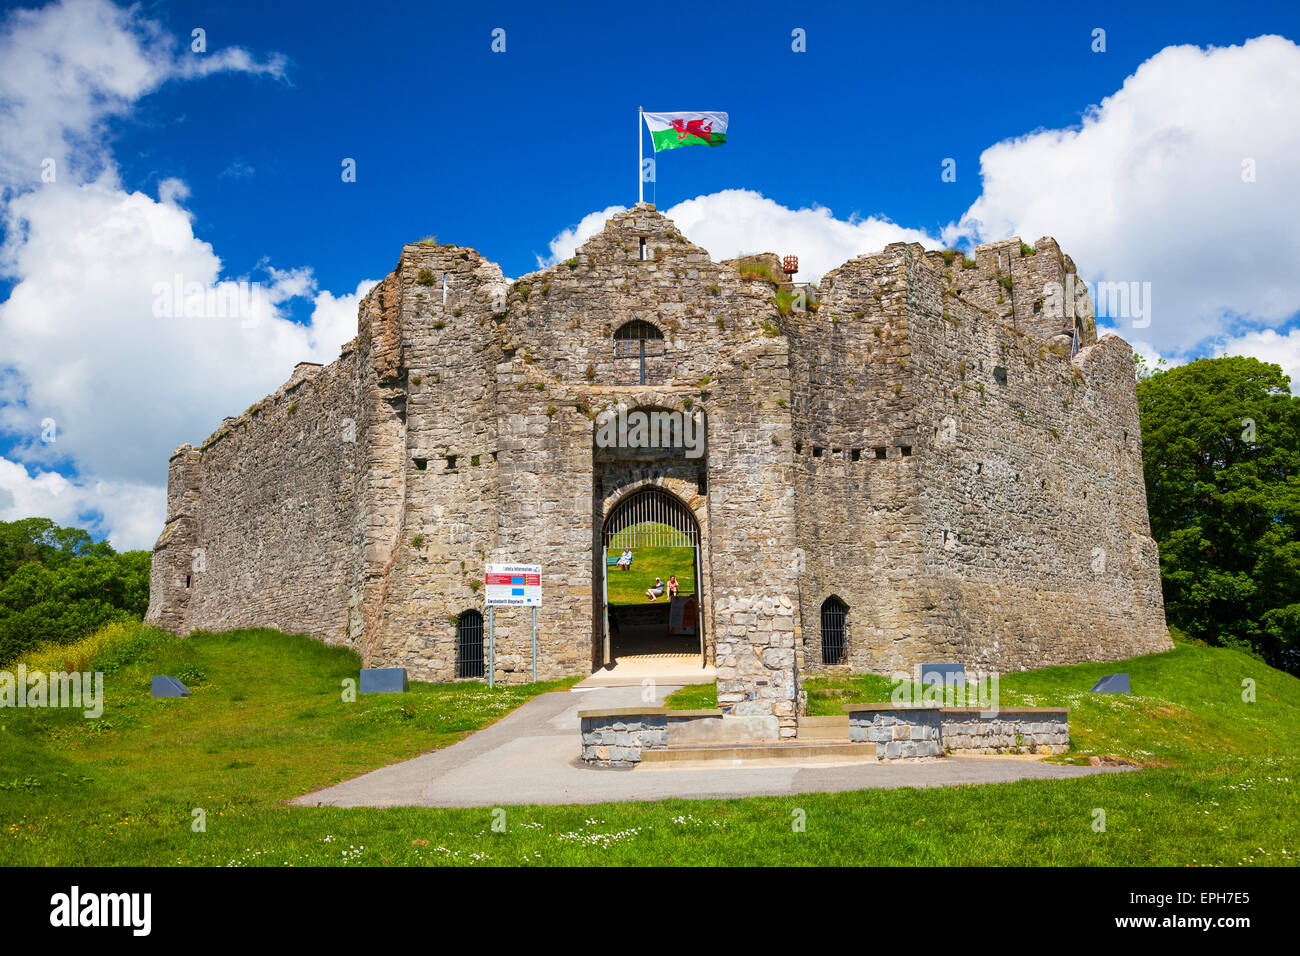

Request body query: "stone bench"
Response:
[843, 703, 1069, 759]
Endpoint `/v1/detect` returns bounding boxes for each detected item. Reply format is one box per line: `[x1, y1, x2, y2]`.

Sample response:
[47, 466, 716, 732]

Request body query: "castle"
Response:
[145, 205, 1171, 735]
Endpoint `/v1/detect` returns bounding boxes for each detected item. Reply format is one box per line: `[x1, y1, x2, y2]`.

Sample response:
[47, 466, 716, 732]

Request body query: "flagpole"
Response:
[638, 106, 644, 205]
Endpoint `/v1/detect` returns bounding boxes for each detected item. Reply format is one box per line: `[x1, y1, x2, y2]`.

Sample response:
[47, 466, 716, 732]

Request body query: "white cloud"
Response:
[539, 189, 940, 281]
[0, 178, 374, 487]
[537, 204, 626, 271]
[0, 0, 285, 194]
[0, 456, 164, 550]
[1215, 329, 1300, 394]
[946, 35, 1300, 357]
[0, 0, 362, 552]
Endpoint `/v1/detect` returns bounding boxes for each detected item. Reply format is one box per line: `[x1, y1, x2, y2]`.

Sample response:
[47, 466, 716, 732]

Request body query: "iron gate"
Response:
[602, 487, 699, 549]
[456, 609, 484, 678]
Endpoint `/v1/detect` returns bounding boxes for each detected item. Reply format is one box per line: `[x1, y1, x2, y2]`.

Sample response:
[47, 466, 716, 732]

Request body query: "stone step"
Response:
[797, 715, 851, 740]
[639, 740, 875, 766]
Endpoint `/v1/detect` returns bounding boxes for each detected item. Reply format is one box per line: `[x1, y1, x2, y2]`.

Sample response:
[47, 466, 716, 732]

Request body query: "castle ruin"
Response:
[145, 205, 1171, 735]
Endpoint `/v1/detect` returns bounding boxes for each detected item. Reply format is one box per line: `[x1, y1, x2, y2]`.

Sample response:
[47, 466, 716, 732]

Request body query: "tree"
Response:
[1137, 356, 1300, 672]
[0, 519, 149, 663]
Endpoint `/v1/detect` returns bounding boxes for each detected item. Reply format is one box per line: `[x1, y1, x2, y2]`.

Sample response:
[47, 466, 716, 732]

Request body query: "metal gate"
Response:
[456, 610, 484, 678]
[602, 487, 699, 549]
[820, 597, 847, 665]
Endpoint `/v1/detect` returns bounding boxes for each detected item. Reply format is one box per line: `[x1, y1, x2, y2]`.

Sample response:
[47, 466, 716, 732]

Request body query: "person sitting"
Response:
[667, 574, 679, 599]
[617, 549, 633, 570]
[645, 577, 665, 601]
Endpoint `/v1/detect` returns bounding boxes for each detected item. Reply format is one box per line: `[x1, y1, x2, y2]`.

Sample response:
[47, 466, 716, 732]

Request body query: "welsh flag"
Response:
[643, 111, 729, 151]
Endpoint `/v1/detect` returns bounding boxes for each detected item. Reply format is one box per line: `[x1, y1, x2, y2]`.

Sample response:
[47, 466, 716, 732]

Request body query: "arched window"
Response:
[456, 610, 484, 678]
[613, 320, 664, 385]
[820, 596, 847, 665]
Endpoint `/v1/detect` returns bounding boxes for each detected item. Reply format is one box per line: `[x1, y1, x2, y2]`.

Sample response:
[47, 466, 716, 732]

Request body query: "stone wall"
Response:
[145, 353, 370, 645]
[848, 706, 944, 759]
[845, 703, 1070, 758]
[796, 242, 1169, 674]
[579, 708, 670, 766]
[940, 708, 1070, 755]
[147, 205, 1167, 731]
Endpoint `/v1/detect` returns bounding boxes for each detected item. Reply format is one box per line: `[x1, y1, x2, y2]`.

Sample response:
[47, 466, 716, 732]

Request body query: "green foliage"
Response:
[1137, 356, 1300, 672]
[735, 258, 779, 284]
[1019, 241, 1037, 257]
[416, 268, 435, 286]
[774, 287, 795, 315]
[0, 517, 113, 580]
[0, 519, 149, 664]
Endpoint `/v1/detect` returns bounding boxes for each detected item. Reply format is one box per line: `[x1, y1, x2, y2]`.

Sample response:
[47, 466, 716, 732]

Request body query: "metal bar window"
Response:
[456, 610, 485, 678]
[820, 597, 847, 665]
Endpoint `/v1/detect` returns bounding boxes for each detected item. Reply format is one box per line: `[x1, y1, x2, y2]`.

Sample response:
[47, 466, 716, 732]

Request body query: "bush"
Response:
[0, 520, 150, 665]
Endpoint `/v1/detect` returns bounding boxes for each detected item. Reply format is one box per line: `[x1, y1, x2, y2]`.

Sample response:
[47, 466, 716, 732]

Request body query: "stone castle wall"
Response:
[147, 205, 1169, 728]
[790, 241, 1167, 674]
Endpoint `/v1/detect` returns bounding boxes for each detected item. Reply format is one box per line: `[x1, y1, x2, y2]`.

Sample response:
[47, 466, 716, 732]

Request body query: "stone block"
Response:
[359, 668, 408, 694]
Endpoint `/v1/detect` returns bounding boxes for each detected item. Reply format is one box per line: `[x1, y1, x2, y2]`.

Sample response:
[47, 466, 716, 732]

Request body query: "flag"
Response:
[643, 111, 729, 151]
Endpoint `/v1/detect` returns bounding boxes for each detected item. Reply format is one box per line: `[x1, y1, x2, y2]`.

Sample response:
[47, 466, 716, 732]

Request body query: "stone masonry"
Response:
[146, 205, 1171, 736]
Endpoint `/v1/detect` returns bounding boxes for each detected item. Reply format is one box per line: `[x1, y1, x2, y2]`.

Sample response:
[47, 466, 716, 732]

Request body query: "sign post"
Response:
[484, 563, 543, 686]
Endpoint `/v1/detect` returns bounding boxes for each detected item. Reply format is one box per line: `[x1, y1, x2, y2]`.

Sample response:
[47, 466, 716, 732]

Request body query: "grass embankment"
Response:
[2, 624, 1297, 865]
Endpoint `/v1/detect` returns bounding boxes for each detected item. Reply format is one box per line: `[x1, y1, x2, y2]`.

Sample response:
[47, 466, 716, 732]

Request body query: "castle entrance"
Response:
[596, 487, 705, 671]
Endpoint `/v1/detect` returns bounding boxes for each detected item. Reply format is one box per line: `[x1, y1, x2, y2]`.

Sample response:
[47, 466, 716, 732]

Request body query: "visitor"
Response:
[617, 549, 633, 570]
[645, 577, 665, 601]
[667, 575, 678, 599]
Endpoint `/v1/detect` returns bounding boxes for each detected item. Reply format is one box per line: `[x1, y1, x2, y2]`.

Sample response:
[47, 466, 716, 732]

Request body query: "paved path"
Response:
[294, 683, 1130, 808]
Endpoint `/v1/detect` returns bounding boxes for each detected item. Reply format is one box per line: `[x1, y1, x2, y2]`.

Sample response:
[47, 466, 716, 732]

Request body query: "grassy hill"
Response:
[1, 624, 1296, 866]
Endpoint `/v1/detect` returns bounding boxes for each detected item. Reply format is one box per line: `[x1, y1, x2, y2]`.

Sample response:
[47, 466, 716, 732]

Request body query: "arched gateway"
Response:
[596, 487, 705, 668]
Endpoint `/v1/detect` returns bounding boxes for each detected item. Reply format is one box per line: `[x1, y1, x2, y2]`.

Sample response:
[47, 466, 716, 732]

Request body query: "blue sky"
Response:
[1, 0, 1299, 548]
[104, 0, 1299, 294]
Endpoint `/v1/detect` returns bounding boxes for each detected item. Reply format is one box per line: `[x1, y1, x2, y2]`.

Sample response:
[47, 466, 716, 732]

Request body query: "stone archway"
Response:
[594, 482, 710, 671]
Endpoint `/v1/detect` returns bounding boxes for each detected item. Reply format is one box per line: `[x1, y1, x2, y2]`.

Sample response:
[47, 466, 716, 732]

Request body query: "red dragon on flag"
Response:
[670, 117, 714, 143]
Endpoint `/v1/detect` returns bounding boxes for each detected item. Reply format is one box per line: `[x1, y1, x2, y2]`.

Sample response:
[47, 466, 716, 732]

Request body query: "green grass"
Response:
[2, 626, 1297, 866]
[663, 683, 717, 710]
[804, 644, 1297, 767]
[605, 526, 695, 605]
